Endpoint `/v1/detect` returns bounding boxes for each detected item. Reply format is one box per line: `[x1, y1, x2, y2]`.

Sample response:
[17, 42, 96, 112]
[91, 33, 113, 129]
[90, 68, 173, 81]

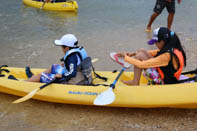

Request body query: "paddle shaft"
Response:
[110, 67, 126, 89]
[12, 78, 62, 104]
[40, 79, 57, 89]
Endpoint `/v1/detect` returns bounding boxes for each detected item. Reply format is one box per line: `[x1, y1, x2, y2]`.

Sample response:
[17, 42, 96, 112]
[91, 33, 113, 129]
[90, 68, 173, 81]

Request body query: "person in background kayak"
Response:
[26, 34, 92, 85]
[146, 0, 182, 32]
[117, 27, 186, 85]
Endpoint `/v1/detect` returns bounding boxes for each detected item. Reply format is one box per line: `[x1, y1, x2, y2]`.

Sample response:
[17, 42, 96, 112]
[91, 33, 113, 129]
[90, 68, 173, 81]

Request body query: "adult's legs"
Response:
[122, 49, 153, 85]
[146, 13, 159, 32]
[167, 13, 174, 30]
[146, 0, 166, 32]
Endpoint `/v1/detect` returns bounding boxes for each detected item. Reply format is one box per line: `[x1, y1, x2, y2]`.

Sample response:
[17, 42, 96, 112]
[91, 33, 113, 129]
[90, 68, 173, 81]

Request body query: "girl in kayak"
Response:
[26, 34, 92, 85]
[117, 27, 186, 85]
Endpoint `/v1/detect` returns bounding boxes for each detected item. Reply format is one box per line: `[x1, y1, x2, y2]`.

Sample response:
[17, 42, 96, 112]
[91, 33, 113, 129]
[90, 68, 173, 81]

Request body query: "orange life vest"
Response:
[157, 48, 184, 84]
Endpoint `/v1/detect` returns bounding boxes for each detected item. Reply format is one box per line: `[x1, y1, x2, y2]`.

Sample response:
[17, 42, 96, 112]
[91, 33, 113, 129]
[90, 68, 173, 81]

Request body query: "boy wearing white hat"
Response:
[26, 34, 92, 85]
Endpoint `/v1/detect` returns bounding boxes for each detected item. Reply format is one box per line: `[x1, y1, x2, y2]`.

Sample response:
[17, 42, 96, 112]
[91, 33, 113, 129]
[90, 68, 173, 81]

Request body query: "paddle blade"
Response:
[12, 88, 40, 104]
[94, 88, 115, 105]
[92, 58, 98, 63]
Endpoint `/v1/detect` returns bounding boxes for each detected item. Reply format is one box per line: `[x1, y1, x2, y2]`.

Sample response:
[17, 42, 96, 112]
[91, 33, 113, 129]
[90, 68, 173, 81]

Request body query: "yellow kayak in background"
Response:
[23, 0, 78, 12]
[1, 66, 197, 109]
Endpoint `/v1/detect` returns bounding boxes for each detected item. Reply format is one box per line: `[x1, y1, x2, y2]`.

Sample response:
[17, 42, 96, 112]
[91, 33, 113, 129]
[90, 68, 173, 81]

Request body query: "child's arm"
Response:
[124, 52, 170, 69]
[147, 49, 159, 57]
[61, 54, 78, 80]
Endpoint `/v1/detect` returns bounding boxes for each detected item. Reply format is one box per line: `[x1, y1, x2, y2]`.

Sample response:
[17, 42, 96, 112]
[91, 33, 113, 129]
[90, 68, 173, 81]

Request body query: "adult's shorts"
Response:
[153, 0, 175, 14]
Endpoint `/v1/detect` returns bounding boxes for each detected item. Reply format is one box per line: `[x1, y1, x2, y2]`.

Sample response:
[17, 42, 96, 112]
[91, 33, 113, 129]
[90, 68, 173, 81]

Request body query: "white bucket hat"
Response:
[54, 34, 78, 47]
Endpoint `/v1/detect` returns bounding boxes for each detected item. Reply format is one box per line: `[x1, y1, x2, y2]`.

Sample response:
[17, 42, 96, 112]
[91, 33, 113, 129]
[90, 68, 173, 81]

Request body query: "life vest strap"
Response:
[0, 74, 5, 77]
[92, 65, 108, 82]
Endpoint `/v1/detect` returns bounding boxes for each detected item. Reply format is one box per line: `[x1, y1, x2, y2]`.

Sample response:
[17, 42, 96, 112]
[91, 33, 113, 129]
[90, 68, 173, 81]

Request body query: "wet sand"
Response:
[1, 35, 197, 130]
[1, 92, 197, 131]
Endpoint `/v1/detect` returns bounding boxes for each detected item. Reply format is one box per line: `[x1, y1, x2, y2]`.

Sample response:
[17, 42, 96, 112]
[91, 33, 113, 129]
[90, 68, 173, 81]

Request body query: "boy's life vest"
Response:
[62, 46, 92, 85]
[157, 48, 184, 84]
[61, 46, 107, 85]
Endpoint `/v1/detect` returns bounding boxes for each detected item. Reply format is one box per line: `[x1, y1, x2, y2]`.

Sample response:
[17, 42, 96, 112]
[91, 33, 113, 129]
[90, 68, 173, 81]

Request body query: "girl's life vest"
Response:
[157, 48, 184, 84]
[62, 46, 92, 85]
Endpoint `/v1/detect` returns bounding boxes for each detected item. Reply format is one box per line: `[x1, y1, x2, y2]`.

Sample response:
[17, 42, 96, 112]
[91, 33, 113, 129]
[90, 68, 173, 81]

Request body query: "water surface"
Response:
[0, 0, 197, 70]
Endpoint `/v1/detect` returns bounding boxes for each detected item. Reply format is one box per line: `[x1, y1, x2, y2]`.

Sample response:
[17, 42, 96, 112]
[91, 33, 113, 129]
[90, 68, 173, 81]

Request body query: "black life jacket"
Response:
[157, 48, 184, 84]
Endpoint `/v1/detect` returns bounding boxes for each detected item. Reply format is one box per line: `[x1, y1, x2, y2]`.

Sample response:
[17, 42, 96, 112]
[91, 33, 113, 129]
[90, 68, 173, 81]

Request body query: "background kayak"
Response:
[23, 0, 78, 11]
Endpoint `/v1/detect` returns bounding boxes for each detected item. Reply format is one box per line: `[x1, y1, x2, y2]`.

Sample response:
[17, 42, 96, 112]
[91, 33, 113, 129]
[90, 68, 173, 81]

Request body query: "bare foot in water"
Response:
[145, 26, 152, 32]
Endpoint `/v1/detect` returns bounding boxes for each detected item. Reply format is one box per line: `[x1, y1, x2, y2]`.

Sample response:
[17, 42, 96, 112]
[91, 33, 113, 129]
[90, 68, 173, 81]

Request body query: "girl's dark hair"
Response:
[157, 31, 186, 67]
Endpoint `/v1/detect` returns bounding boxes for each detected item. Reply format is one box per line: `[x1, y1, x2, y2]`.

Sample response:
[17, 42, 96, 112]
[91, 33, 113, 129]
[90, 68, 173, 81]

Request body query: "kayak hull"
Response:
[23, 0, 78, 12]
[1, 67, 197, 108]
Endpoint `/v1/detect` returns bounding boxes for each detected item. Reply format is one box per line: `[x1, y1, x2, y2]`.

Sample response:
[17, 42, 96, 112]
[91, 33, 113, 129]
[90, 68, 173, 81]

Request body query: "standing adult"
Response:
[146, 0, 182, 32]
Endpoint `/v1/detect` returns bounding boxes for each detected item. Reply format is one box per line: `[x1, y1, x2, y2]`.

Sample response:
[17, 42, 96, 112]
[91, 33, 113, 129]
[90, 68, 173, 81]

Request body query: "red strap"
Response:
[114, 54, 124, 66]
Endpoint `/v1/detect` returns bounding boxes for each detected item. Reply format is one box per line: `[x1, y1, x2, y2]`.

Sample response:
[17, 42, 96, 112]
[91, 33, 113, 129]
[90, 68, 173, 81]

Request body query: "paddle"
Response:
[91, 58, 98, 63]
[94, 52, 130, 105]
[94, 66, 126, 105]
[12, 78, 57, 104]
[12, 58, 98, 104]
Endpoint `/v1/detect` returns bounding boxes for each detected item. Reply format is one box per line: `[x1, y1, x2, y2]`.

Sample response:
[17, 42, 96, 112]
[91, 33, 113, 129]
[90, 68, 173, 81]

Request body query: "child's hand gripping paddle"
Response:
[94, 52, 130, 105]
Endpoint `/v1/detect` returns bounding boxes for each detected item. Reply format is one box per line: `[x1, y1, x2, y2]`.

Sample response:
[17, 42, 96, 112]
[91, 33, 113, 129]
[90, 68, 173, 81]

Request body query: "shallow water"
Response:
[1, 0, 197, 130]
[0, 0, 197, 70]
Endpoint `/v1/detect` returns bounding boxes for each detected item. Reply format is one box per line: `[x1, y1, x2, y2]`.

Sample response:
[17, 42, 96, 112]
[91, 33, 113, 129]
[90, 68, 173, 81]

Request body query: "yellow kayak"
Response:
[23, 0, 78, 12]
[0, 66, 197, 108]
